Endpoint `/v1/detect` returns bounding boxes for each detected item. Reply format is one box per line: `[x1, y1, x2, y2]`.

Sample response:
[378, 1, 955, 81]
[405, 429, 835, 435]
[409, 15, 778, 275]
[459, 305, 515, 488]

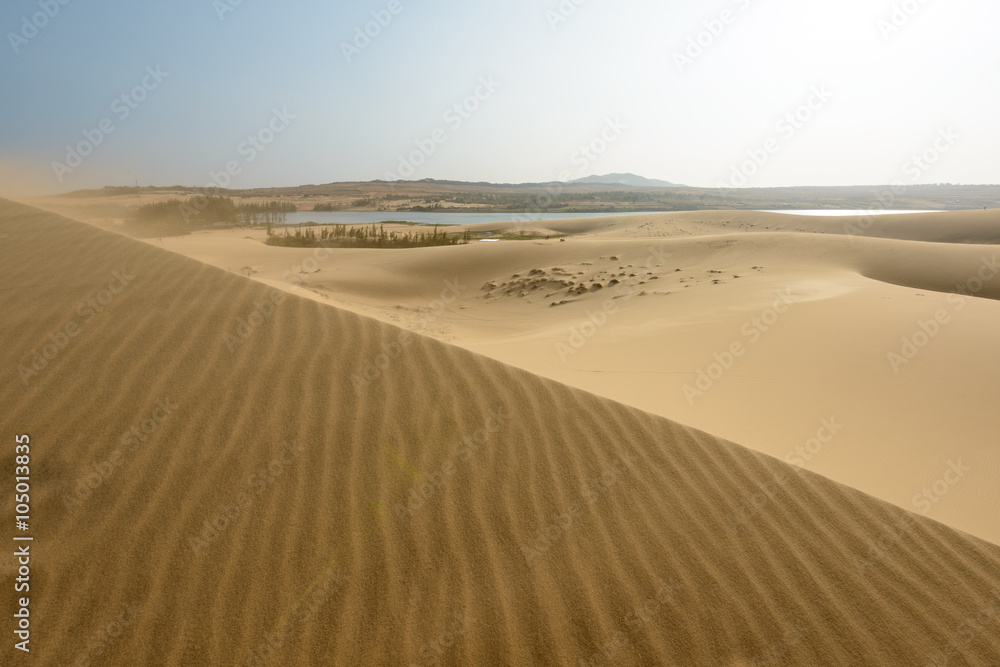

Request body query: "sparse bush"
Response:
[265, 224, 470, 249]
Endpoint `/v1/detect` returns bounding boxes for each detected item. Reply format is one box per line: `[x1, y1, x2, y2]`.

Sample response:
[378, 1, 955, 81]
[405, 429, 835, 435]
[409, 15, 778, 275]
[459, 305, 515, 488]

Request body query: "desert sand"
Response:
[142, 208, 1000, 547]
[2, 199, 1000, 665]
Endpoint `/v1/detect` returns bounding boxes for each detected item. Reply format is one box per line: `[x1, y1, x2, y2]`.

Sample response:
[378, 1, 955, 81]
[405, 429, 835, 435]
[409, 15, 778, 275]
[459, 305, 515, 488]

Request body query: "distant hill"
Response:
[571, 173, 680, 187]
[44, 181, 1000, 214]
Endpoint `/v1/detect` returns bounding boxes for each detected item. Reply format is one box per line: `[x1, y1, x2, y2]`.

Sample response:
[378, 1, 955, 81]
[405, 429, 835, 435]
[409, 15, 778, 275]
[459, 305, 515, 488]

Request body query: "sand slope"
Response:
[2, 199, 1000, 665]
[158, 212, 1000, 545]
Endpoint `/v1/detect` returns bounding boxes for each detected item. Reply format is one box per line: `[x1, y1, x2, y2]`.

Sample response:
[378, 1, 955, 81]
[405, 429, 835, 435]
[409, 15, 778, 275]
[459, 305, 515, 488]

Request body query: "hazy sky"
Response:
[2, 0, 998, 194]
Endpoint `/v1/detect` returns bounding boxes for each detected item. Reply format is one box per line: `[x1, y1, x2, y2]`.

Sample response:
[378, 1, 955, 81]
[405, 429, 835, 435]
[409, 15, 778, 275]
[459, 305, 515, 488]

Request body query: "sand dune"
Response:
[2, 199, 1000, 665]
[149, 210, 1000, 546]
[431, 208, 1000, 245]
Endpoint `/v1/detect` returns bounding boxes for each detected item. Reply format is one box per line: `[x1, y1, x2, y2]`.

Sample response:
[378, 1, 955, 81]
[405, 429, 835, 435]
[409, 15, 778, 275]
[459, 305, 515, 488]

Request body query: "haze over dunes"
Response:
[3, 200, 1000, 665]
[24, 182, 1000, 223]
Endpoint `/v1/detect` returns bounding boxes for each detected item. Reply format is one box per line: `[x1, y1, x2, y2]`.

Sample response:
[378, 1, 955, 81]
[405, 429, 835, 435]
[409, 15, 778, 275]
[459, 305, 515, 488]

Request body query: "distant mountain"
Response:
[571, 173, 680, 187]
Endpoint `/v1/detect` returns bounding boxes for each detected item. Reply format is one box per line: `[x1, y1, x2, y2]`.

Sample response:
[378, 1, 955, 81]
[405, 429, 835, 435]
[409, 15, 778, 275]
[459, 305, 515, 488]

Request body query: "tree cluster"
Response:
[265, 224, 470, 249]
[124, 196, 295, 236]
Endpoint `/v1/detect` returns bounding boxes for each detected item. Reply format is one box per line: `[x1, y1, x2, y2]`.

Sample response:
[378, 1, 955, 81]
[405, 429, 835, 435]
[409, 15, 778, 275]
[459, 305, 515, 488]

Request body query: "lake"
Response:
[282, 209, 944, 226]
[763, 210, 940, 216]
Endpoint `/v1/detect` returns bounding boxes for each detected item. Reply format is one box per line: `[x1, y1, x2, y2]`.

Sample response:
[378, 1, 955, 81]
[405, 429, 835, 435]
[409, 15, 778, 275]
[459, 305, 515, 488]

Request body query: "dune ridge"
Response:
[2, 198, 1000, 665]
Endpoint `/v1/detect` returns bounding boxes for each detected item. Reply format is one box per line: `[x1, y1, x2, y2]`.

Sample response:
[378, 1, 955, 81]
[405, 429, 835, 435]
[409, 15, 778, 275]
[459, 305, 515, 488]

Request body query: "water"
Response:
[282, 211, 660, 226]
[762, 209, 941, 216]
[282, 209, 944, 226]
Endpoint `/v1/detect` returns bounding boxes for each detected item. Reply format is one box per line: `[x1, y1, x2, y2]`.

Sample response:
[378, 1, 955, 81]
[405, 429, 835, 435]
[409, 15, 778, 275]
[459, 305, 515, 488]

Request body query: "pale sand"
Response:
[149, 209, 1000, 547]
[2, 200, 999, 665]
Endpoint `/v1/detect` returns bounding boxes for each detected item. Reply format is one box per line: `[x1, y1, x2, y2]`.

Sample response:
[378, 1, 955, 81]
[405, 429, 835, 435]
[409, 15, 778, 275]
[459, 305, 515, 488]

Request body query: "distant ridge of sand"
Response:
[2, 198, 999, 665]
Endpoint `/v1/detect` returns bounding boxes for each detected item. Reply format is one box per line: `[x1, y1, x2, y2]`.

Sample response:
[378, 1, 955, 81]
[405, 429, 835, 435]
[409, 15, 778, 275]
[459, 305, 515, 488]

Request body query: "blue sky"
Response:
[2, 0, 998, 194]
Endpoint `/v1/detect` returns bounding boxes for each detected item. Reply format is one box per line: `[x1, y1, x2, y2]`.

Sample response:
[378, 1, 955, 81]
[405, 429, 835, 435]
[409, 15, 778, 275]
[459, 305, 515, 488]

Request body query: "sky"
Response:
[1, 0, 998, 195]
